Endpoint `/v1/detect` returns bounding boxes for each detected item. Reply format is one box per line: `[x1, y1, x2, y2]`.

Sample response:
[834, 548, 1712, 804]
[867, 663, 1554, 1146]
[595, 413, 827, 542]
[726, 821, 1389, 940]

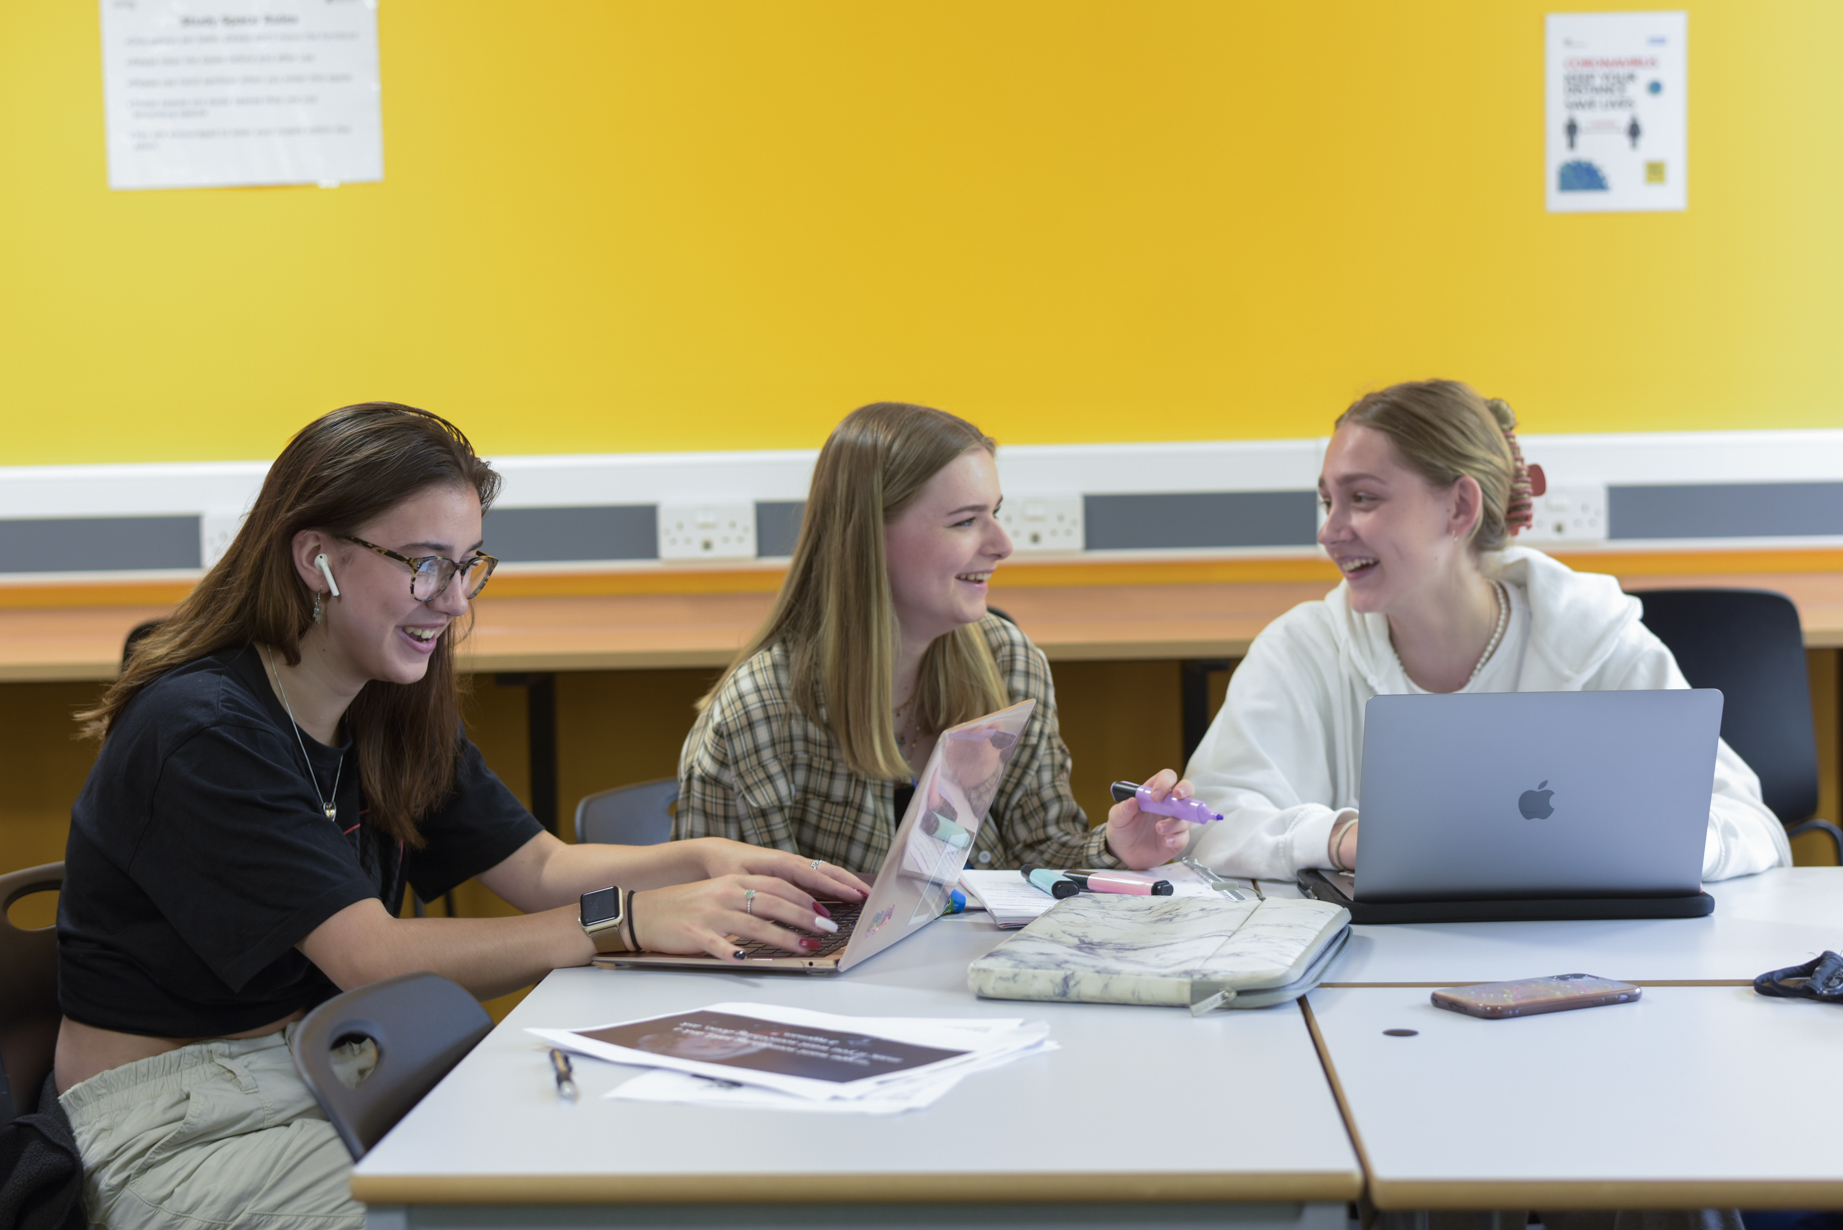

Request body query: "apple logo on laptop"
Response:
[1518, 780, 1555, 820]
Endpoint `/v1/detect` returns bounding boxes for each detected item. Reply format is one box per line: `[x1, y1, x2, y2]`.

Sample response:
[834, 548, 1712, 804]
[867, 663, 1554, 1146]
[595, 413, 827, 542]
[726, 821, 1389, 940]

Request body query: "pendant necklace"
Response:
[893, 698, 916, 759]
[263, 646, 344, 823]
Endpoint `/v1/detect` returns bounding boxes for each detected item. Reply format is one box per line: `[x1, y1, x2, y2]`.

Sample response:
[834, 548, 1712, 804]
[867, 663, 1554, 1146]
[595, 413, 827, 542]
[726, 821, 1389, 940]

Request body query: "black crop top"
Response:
[58, 644, 543, 1038]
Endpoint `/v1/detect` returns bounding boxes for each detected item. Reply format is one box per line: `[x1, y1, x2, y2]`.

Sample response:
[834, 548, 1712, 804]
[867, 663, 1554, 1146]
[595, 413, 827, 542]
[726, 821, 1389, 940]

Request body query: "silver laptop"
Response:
[598, 698, 1037, 974]
[1346, 690, 1722, 903]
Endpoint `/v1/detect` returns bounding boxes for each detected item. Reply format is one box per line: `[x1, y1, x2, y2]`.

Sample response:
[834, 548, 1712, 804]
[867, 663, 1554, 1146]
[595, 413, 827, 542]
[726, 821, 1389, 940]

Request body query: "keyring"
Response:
[744, 888, 756, 916]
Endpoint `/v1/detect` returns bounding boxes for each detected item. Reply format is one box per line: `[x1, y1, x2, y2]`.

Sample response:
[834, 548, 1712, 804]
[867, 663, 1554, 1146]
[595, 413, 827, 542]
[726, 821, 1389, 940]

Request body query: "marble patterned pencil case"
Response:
[967, 894, 1350, 1014]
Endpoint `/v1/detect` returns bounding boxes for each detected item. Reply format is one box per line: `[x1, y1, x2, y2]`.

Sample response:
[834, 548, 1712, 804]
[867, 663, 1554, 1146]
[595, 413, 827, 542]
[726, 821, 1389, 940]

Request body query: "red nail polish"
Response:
[800, 937, 822, 950]
[813, 902, 833, 918]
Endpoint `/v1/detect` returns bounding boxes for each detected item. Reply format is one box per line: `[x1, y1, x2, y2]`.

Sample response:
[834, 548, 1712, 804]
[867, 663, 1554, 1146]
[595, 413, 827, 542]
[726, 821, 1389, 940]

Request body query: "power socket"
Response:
[997, 494, 1083, 554]
[200, 511, 247, 568]
[658, 502, 757, 561]
[1518, 484, 1608, 544]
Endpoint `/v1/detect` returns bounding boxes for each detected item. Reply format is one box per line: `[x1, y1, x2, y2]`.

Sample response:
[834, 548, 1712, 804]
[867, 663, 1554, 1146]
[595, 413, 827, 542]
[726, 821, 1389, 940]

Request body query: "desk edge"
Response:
[349, 1169, 1364, 1206]
[1369, 1178, 1843, 1211]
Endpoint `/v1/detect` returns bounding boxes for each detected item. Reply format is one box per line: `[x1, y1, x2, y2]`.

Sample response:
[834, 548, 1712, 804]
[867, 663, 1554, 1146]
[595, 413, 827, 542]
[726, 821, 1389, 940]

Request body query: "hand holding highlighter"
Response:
[1110, 780, 1223, 824]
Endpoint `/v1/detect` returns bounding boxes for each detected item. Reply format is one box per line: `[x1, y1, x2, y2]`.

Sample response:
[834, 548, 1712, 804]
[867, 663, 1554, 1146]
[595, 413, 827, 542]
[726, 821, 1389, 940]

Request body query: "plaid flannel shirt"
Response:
[675, 613, 1116, 874]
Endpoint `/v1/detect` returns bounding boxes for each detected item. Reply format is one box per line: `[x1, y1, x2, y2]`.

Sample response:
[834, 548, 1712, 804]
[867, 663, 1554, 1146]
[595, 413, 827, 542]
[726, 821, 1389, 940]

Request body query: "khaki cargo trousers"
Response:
[60, 1022, 368, 1230]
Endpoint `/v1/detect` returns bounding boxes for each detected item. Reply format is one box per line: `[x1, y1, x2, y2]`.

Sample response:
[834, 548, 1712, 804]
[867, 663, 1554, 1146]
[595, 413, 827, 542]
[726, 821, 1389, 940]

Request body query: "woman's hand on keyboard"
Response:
[631, 874, 845, 961]
[685, 838, 871, 902]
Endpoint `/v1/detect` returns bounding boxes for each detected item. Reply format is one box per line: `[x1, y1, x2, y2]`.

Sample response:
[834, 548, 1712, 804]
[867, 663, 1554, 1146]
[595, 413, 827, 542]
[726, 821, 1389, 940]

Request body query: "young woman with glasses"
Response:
[54, 403, 869, 1230]
[675, 401, 1197, 874]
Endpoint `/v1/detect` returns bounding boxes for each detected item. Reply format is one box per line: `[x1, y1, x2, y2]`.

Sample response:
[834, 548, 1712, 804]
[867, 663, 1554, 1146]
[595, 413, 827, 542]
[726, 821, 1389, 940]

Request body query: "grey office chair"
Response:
[0, 861, 84, 1230]
[575, 778, 679, 846]
[292, 971, 492, 1160]
[1637, 588, 1843, 862]
[120, 618, 164, 670]
[0, 862, 63, 1127]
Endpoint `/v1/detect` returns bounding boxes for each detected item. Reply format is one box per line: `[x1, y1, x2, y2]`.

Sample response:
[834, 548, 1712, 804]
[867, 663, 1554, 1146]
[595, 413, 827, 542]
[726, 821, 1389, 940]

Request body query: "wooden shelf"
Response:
[4, 572, 1839, 683]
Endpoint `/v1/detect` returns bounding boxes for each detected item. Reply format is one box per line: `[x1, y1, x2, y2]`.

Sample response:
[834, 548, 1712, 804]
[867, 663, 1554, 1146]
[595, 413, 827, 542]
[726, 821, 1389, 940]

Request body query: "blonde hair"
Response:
[701, 402, 1009, 780]
[1335, 379, 1527, 552]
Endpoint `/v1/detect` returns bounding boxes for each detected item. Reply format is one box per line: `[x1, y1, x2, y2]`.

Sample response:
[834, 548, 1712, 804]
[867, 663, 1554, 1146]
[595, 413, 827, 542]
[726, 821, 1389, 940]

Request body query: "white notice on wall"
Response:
[1545, 11, 1685, 213]
[99, 0, 382, 191]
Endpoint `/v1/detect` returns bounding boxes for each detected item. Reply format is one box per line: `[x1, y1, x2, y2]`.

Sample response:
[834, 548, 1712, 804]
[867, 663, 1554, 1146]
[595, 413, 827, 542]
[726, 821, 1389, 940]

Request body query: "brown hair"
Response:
[701, 402, 1009, 780]
[79, 403, 501, 846]
[1335, 379, 1531, 552]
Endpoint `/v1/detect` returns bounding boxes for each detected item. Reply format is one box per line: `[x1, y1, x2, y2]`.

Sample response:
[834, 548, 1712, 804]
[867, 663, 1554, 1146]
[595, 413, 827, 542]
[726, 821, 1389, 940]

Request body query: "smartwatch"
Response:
[578, 887, 631, 954]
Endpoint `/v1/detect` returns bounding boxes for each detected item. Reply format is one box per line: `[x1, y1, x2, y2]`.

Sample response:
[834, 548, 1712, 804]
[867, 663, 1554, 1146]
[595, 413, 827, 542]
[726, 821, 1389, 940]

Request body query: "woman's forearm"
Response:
[477, 831, 716, 913]
[300, 899, 594, 1000]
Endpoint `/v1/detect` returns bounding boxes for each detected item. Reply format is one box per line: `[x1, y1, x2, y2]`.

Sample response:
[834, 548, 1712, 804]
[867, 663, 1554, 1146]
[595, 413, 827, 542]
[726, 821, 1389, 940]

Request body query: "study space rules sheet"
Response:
[99, 0, 383, 190]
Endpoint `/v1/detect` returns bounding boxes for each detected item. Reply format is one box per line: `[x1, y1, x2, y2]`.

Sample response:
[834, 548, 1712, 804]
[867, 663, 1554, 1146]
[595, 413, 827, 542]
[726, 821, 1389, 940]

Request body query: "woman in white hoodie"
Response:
[1185, 379, 1791, 883]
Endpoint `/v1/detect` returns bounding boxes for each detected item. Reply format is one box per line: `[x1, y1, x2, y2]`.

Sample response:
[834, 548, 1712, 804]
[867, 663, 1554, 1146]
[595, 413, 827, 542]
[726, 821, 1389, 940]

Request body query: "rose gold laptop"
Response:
[595, 699, 1037, 975]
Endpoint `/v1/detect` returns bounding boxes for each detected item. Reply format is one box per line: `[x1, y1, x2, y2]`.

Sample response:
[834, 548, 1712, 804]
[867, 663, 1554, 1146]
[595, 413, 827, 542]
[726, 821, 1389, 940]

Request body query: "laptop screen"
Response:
[838, 698, 1037, 971]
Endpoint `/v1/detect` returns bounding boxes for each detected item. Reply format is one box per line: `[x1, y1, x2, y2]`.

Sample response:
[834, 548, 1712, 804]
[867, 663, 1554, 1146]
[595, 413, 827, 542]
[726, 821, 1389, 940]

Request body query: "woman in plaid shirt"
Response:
[676, 402, 1196, 875]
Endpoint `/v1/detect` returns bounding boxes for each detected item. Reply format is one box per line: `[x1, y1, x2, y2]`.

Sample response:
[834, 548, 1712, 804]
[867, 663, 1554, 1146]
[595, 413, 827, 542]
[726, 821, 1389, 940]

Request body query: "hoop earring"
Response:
[312, 590, 325, 624]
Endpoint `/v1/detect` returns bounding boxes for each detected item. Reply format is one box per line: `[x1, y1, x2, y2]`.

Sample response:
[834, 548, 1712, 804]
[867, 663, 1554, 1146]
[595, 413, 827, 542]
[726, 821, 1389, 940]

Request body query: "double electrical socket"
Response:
[1518, 484, 1608, 544]
[658, 502, 757, 561]
[997, 494, 1083, 554]
[201, 511, 246, 567]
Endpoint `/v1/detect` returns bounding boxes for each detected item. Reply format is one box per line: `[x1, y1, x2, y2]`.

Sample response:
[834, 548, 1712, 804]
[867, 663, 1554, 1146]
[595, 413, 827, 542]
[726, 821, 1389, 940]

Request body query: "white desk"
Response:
[1318, 867, 1843, 987]
[355, 916, 1362, 1230]
[1305, 984, 1843, 1210]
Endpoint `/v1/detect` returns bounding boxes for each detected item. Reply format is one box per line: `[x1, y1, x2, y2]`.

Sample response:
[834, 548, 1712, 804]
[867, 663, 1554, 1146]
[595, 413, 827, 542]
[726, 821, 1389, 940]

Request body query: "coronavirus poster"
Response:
[1546, 11, 1686, 213]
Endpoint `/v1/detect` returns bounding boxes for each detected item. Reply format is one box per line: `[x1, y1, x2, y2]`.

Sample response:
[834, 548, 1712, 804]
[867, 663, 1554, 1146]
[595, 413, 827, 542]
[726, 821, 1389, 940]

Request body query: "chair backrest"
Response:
[291, 971, 492, 1160]
[121, 618, 164, 670]
[1636, 588, 1819, 824]
[575, 777, 679, 846]
[0, 862, 63, 1125]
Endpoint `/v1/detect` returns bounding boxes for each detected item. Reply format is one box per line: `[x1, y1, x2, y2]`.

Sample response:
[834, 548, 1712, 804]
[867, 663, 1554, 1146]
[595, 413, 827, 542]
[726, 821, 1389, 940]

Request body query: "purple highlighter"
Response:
[1110, 780, 1223, 824]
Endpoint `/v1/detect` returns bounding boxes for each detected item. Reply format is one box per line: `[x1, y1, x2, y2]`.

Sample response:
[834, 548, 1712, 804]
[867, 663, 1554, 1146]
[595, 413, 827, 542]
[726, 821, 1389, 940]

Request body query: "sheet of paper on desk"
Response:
[528, 1002, 1050, 1105]
[610, 1022, 1058, 1114]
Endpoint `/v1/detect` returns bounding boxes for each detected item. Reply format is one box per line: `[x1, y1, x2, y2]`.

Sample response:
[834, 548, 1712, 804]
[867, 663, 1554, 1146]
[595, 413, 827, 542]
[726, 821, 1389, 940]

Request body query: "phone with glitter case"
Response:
[1432, 973, 1639, 1019]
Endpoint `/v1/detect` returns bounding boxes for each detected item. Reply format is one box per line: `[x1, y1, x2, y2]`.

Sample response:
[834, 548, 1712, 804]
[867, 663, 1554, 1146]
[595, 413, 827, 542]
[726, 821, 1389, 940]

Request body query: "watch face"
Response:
[581, 887, 621, 926]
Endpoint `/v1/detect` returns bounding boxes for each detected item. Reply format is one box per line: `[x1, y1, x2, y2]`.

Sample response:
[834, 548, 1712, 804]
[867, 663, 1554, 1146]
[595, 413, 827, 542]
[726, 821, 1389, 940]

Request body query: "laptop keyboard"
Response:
[734, 901, 864, 958]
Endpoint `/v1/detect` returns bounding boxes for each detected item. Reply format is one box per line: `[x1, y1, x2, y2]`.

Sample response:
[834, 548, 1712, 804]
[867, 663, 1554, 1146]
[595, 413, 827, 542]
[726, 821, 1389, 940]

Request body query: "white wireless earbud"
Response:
[314, 553, 341, 598]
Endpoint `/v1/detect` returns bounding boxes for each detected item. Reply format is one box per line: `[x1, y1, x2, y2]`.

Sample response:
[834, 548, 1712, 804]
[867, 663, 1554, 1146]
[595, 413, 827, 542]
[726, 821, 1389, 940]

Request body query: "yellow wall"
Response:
[2, 0, 1840, 467]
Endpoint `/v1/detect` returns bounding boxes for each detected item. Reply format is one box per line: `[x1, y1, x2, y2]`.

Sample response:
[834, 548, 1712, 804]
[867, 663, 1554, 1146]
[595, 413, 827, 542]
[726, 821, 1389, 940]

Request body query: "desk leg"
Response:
[1181, 658, 1237, 765]
[495, 672, 560, 834]
[369, 1202, 1347, 1230]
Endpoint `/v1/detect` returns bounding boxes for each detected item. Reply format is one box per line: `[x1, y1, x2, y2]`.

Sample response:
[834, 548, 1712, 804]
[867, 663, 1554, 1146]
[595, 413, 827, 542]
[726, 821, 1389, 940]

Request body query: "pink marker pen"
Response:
[1061, 871, 1173, 896]
[1110, 780, 1223, 824]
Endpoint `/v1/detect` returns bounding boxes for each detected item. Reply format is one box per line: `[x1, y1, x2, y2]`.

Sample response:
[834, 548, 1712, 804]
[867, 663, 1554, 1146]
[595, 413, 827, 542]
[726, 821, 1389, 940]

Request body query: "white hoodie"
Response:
[1184, 546, 1793, 883]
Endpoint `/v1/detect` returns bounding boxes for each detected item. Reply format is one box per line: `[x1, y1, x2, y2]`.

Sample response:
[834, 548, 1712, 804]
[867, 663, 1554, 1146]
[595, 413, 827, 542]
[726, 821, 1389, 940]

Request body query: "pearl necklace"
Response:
[1468, 581, 1511, 687]
[1393, 580, 1509, 692]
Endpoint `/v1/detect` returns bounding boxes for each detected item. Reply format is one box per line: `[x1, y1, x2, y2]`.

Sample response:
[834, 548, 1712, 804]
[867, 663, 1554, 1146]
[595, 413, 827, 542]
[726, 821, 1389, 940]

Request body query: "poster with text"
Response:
[1545, 11, 1685, 213]
[100, 0, 382, 191]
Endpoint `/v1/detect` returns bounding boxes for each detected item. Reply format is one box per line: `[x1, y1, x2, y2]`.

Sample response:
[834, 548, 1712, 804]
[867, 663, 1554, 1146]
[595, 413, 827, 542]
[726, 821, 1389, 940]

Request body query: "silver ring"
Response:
[811, 859, 823, 870]
[744, 888, 756, 916]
